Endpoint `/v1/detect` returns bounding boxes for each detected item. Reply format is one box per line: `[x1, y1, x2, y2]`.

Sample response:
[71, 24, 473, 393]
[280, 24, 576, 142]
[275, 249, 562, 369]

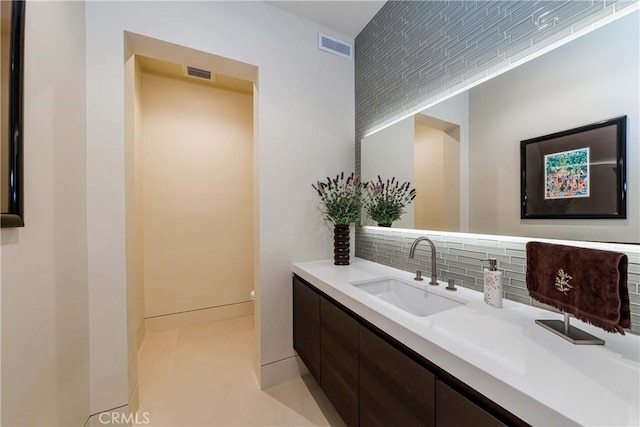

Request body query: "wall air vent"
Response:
[318, 33, 353, 60]
[186, 66, 212, 80]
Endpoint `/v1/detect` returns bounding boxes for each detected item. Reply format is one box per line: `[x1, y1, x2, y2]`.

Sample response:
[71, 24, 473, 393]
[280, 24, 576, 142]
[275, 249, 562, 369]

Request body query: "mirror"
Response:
[361, 11, 639, 243]
[1, 0, 24, 227]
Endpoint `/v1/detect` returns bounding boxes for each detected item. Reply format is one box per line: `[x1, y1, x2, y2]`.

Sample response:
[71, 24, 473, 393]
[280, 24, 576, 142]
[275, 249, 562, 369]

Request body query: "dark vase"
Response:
[377, 223, 392, 227]
[333, 224, 350, 265]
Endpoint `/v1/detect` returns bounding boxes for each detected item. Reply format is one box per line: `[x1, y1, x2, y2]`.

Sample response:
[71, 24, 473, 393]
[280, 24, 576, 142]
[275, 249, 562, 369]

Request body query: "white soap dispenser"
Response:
[483, 259, 503, 308]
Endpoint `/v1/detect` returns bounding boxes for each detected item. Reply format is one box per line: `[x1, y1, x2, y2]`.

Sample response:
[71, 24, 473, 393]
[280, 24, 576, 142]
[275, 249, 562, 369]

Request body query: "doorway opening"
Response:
[124, 33, 260, 416]
[133, 54, 255, 335]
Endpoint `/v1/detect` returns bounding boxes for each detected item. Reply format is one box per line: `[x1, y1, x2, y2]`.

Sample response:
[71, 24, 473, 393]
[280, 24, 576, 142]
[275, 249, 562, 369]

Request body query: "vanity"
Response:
[292, 258, 640, 427]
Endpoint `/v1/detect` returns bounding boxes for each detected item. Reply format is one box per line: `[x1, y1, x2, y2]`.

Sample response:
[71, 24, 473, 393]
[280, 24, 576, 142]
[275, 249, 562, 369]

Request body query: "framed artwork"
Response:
[1, 0, 25, 227]
[521, 116, 626, 219]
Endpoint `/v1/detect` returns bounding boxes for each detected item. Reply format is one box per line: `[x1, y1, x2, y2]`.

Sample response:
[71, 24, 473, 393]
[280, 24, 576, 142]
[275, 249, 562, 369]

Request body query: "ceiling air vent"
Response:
[318, 33, 353, 60]
[186, 66, 212, 80]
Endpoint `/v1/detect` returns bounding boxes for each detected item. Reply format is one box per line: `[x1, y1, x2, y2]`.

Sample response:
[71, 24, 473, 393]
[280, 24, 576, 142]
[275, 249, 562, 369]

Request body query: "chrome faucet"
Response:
[409, 236, 438, 285]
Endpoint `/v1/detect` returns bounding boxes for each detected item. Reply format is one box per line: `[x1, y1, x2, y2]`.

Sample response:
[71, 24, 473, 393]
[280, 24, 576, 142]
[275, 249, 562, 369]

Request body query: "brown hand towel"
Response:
[526, 242, 630, 335]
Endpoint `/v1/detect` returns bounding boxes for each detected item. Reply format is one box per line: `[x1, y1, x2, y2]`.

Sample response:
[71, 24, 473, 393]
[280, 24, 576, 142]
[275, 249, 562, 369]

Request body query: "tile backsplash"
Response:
[356, 226, 640, 335]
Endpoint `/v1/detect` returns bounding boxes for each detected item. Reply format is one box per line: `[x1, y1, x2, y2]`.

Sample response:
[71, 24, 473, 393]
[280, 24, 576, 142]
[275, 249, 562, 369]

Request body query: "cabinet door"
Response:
[359, 325, 435, 427]
[436, 380, 506, 427]
[320, 297, 359, 427]
[292, 276, 320, 382]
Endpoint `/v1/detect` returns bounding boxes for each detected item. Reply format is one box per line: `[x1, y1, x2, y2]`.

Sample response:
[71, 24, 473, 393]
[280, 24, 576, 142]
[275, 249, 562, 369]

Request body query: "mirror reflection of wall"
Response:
[362, 90, 469, 231]
[414, 114, 460, 232]
[360, 11, 639, 243]
[361, 115, 415, 228]
[1, 0, 11, 213]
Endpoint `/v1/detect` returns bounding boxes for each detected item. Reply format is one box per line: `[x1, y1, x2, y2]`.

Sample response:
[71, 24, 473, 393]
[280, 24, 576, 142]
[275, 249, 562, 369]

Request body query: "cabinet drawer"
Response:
[359, 325, 435, 427]
[436, 380, 506, 427]
[292, 276, 320, 382]
[320, 297, 359, 427]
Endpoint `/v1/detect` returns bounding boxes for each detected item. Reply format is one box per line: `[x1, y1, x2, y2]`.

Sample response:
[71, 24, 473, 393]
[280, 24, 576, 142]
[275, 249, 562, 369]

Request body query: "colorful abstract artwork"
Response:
[521, 116, 626, 219]
[544, 148, 590, 200]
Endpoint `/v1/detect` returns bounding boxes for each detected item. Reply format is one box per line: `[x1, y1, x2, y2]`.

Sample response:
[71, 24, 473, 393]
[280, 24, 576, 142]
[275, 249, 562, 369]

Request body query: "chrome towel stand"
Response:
[536, 313, 605, 345]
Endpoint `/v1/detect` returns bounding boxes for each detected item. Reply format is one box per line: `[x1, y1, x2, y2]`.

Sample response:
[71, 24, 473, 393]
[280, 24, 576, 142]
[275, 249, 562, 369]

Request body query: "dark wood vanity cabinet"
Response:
[436, 380, 506, 427]
[320, 298, 359, 427]
[292, 276, 320, 382]
[359, 325, 435, 427]
[292, 274, 529, 427]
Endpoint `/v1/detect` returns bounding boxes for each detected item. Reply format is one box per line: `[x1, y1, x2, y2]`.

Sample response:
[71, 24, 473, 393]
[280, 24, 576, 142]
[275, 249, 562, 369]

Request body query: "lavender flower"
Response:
[362, 176, 416, 226]
[312, 172, 363, 225]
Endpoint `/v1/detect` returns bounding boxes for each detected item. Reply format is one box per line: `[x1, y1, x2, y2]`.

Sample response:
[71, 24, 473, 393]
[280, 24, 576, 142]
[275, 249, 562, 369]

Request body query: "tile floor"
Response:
[137, 315, 345, 426]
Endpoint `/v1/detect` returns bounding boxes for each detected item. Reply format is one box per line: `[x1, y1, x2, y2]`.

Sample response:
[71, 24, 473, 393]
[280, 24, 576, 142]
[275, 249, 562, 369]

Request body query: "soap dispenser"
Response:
[483, 259, 503, 308]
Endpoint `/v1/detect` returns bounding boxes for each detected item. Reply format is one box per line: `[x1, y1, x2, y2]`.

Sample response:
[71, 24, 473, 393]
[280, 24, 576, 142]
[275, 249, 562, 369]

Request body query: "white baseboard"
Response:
[259, 354, 309, 390]
[86, 384, 139, 426]
[145, 301, 253, 334]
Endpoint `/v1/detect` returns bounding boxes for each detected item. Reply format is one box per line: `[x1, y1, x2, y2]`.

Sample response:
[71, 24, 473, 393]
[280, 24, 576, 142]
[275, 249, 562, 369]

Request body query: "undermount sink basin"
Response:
[352, 277, 465, 317]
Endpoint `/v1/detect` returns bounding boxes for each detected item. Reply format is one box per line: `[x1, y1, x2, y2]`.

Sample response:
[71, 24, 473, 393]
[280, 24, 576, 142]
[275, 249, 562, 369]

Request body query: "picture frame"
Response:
[1, 0, 25, 228]
[520, 116, 627, 219]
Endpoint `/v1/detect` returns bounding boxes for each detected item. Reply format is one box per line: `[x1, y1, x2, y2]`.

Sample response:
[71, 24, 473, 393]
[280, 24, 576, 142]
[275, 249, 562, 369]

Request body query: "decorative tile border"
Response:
[356, 226, 640, 335]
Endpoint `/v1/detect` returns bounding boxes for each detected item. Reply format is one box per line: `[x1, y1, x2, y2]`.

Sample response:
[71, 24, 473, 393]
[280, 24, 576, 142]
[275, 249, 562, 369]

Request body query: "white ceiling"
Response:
[266, 1, 386, 38]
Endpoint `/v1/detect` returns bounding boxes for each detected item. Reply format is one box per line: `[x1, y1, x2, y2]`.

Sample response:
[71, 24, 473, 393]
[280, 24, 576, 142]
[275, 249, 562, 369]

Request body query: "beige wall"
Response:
[442, 129, 460, 232]
[141, 72, 254, 319]
[414, 125, 444, 230]
[134, 59, 145, 347]
[414, 124, 460, 231]
[0, 1, 89, 425]
[123, 54, 143, 406]
[125, 55, 146, 357]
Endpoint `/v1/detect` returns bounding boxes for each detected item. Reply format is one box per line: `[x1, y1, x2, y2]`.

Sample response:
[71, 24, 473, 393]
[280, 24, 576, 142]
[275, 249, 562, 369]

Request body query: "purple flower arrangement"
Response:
[312, 173, 416, 227]
[362, 176, 416, 226]
[312, 172, 362, 225]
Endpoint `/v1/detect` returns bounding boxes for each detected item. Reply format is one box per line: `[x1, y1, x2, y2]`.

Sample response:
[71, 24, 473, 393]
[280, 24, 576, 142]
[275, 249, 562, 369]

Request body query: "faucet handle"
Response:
[446, 278, 457, 291]
[414, 270, 424, 281]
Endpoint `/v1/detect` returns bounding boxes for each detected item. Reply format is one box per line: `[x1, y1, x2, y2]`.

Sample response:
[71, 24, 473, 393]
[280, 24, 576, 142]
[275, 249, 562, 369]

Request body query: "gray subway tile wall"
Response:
[354, 0, 636, 143]
[355, 227, 640, 335]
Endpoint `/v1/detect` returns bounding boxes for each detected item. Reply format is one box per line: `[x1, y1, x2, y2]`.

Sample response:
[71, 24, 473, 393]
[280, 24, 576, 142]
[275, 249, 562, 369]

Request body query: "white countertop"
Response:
[292, 258, 640, 427]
